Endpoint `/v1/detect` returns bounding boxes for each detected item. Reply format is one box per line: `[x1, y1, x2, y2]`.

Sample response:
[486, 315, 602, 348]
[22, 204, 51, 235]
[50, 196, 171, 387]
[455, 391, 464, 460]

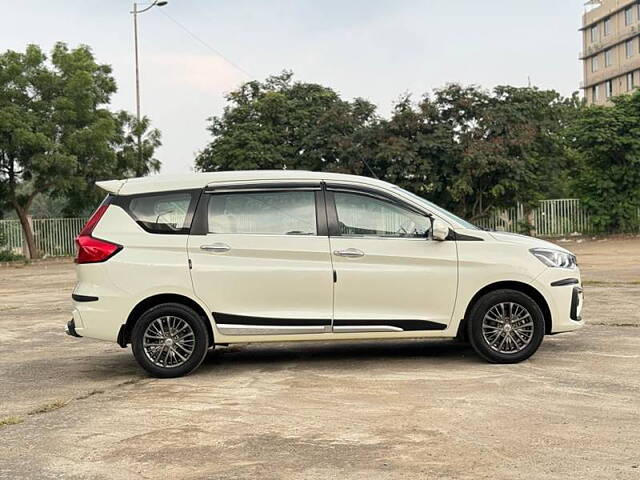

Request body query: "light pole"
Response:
[131, 1, 167, 166]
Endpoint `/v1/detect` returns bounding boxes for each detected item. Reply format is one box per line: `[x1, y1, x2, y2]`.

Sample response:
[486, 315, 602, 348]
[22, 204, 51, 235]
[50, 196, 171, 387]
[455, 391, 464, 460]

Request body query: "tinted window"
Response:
[127, 191, 195, 234]
[208, 191, 317, 235]
[333, 192, 430, 238]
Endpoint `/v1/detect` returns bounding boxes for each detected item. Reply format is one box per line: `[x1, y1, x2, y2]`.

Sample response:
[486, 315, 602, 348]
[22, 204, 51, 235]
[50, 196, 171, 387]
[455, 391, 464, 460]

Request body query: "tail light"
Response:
[75, 205, 122, 264]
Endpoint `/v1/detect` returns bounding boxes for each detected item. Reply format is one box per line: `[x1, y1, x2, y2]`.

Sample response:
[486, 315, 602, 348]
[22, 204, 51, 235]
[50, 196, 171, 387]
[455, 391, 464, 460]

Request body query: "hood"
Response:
[488, 231, 574, 254]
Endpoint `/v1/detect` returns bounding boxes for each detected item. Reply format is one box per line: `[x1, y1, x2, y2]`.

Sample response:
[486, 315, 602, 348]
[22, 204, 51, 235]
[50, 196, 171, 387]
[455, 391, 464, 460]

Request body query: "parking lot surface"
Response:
[1, 237, 639, 479]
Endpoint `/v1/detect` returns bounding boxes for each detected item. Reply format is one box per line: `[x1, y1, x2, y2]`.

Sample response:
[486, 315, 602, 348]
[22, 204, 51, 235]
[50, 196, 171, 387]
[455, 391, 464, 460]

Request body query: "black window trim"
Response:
[191, 181, 328, 237]
[112, 188, 202, 235]
[324, 183, 432, 239]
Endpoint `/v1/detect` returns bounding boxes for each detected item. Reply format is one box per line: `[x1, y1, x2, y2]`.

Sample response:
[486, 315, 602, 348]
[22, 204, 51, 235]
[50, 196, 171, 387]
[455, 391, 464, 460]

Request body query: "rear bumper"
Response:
[71, 291, 125, 343]
[65, 318, 83, 338]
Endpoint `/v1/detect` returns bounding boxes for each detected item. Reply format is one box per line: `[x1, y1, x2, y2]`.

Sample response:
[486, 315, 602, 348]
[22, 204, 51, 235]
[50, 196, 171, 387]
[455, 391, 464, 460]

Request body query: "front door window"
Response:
[333, 192, 430, 238]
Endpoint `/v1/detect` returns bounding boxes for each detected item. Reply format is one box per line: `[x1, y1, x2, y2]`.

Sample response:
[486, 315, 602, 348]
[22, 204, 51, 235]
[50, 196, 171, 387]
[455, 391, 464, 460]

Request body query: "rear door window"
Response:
[207, 191, 317, 235]
[120, 191, 198, 234]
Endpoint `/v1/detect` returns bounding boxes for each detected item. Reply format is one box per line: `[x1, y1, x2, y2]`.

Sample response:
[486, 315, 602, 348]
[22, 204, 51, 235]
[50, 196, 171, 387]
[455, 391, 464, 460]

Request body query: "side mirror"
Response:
[431, 218, 450, 241]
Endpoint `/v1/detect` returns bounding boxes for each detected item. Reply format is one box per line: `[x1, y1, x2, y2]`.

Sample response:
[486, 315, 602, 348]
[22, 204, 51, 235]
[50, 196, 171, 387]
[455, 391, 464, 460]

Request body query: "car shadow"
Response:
[57, 340, 478, 382]
[197, 338, 478, 374]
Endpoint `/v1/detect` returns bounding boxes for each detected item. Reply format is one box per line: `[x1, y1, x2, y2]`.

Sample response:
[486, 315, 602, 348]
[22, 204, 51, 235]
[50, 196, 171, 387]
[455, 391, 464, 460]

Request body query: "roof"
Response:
[96, 170, 394, 196]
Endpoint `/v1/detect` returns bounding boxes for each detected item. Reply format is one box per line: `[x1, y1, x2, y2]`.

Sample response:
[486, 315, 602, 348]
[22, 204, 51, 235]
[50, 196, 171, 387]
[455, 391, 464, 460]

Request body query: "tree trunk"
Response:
[13, 204, 38, 260]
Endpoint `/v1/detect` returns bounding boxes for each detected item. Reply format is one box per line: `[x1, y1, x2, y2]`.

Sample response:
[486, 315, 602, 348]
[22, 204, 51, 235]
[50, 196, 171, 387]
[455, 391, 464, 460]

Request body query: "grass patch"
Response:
[0, 250, 25, 262]
[76, 389, 104, 400]
[0, 416, 24, 428]
[28, 400, 67, 415]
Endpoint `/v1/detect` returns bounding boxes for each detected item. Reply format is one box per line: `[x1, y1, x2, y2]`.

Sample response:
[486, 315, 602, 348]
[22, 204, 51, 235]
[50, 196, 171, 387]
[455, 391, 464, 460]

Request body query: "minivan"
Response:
[66, 171, 584, 377]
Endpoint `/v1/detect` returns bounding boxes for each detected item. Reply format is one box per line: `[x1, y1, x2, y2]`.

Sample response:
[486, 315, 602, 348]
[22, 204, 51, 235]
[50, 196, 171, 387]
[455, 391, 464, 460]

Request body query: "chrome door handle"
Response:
[200, 243, 231, 253]
[333, 248, 364, 258]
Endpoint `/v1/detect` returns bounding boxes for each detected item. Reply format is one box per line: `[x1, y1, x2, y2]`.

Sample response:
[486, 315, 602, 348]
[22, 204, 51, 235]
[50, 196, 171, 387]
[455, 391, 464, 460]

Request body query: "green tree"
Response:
[195, 73, 577, 225]
[571, 91, 640, 232]
[431, 84, 578, 220]
[0, 43, 161, 256]
[61, 112, 161, 216]
[195, 71, 377, 173]
[113, 111, 162, 177]
[358, 94, 454, 199]
[348, 85, 578, 220]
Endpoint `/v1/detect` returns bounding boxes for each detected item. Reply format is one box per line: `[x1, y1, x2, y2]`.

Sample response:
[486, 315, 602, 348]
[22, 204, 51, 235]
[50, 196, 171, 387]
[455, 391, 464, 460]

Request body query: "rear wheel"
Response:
[131, 303, 209, 378]
[467, 289, 545, 364]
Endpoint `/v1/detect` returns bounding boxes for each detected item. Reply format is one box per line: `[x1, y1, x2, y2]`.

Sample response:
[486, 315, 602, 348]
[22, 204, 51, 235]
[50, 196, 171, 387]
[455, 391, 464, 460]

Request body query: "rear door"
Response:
[187, 182, 334, 336]
[326, 184, 458, 332]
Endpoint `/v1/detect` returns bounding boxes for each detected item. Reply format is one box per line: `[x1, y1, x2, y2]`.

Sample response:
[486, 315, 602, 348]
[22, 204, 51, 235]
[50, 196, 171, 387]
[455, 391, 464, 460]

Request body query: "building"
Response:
[581, 0, 640, 104]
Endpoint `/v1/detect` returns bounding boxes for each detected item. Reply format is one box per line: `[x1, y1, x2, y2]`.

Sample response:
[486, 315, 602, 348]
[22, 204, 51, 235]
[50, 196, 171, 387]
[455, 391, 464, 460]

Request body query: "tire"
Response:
[467, 289, 545, 364]
[131, 303, 209, 378]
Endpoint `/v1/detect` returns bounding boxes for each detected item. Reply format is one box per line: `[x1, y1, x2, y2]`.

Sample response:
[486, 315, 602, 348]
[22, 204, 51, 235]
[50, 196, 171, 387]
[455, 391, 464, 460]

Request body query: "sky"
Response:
[1, 0, 587, 174]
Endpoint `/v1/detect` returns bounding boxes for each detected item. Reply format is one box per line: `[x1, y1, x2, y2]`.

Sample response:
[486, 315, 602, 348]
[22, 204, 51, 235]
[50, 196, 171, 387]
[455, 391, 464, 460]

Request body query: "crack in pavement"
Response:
[0, 376, 155, 429]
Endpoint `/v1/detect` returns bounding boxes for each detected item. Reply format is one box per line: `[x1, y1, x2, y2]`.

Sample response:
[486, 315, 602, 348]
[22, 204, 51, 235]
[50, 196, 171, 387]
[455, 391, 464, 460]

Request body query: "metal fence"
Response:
[0, 218, 87, 257]
[475, 199, 594, 236]
[534, 199, 592, 237]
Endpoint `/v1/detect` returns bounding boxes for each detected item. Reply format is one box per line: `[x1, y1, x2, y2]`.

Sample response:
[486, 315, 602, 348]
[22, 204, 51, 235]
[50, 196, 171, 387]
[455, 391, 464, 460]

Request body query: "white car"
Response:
[66, 171, 584, 377]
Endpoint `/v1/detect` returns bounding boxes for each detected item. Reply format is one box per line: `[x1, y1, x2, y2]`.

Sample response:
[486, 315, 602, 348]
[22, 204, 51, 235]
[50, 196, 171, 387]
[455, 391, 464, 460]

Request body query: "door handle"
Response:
[200, 243, 231, 253]
[333, 248, 364, 258]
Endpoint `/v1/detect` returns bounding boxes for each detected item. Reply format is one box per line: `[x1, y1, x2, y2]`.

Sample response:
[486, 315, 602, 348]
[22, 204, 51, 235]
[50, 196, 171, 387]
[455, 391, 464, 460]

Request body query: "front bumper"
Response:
[532, 269, 585, 334]
[65, 318, 83, 338]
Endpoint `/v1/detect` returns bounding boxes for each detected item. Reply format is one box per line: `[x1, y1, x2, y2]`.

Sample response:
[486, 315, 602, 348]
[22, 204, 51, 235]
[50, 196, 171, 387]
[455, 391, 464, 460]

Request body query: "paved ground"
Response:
[1, 237, 639, 479]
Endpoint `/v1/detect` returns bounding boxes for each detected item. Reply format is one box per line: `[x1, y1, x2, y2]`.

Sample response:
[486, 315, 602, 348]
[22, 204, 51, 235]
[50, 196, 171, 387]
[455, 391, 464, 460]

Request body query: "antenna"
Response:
[361, 159, 379, 179]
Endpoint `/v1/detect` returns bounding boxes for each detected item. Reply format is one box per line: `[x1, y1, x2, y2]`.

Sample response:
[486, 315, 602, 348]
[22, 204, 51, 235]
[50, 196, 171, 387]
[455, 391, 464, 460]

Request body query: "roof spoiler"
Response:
[96, 179, 127, 195]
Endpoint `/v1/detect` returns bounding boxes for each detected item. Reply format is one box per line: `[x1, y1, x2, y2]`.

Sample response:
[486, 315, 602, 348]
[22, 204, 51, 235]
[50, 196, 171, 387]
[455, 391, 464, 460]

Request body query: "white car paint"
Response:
[71, 171, 583, 356]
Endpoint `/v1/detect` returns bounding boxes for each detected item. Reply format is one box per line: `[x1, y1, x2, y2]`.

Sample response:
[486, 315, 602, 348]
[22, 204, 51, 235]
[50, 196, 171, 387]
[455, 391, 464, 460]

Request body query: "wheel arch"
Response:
[119, 293, 214, 348]
[456, 281, 553, 340]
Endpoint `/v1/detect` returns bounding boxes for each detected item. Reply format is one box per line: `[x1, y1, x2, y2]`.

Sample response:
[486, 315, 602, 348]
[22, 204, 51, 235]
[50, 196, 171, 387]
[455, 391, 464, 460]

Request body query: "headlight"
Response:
[530, 248, 577, 268]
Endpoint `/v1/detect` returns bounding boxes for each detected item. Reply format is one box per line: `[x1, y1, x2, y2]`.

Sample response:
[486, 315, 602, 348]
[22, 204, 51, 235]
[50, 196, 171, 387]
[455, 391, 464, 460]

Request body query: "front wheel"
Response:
[467, 289, 545, 364]
[131, 303, 209, 378]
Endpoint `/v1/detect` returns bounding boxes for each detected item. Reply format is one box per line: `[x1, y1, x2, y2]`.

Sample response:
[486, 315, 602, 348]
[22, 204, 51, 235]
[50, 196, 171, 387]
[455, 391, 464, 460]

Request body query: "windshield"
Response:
[392, 187, 479, 230]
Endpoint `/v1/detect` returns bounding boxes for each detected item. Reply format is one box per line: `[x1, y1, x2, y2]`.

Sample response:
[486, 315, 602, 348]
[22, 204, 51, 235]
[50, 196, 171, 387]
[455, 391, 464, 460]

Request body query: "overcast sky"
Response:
[1, 0, 586, 174]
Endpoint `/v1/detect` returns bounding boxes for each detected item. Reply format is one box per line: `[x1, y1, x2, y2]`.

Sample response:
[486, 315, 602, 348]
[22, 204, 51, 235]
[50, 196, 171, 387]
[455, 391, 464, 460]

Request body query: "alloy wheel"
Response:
[142, 316, 195, 368]
[481, 302, 534, 354]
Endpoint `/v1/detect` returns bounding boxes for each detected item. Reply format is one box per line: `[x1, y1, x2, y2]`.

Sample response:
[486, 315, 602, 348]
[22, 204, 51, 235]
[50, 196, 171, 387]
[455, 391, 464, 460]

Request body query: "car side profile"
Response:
[66, 171, 584, 377]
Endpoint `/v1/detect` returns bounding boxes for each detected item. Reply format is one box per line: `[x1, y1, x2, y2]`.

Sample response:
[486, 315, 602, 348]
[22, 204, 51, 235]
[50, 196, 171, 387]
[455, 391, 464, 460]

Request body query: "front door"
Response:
[326, 187, 458, 333]
[188, 184, 334, 336]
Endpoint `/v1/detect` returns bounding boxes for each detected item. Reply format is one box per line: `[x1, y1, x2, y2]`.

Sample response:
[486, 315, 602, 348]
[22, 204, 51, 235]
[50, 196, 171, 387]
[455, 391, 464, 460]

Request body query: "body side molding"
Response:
[212, 312, 448, 335]
[333, 319, 448, 331]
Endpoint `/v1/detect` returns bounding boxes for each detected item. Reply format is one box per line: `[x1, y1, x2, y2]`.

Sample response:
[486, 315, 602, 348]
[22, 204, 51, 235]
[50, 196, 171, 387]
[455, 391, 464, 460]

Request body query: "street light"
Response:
[131, 1, 167, 166]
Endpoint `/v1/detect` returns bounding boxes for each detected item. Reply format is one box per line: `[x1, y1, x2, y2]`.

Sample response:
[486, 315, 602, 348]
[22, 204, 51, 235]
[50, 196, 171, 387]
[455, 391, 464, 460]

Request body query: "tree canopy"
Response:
[197, 73, 579, 221]
[195, 72, 377, 174]
[570, 91, 640, 232]
[0, 43, 161, 257]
